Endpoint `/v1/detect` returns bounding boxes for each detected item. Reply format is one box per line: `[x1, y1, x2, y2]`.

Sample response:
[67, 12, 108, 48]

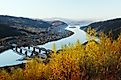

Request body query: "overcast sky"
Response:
[0, 0, 121, 20]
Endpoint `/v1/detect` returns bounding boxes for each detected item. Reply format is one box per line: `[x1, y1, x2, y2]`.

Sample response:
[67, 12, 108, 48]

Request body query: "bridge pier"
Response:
[28, 46, 30, 49]
[39, 49, 41, 53]
[20, 48, 22, 53]
[45, 50, 47, 54]
[25, 51, 28, 57]
[15, 47, 18, 52]
[30, 51, 35, 57]
[33, 47, 35, 52]
[12, 45, 49, 60]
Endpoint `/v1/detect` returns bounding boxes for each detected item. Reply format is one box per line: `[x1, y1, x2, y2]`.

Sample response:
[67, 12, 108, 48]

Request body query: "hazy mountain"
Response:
[44, 17, 92, 26]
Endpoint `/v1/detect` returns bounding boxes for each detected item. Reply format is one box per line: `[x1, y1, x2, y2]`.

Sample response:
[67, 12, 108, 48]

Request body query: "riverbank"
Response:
[1, 34, 121, 79]
[0, 30, 74, 53]
[0, 25, 88, 68]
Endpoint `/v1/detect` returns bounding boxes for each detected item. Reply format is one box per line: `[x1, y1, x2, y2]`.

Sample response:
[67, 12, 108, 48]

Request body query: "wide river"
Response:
[0, 25, 88, 67]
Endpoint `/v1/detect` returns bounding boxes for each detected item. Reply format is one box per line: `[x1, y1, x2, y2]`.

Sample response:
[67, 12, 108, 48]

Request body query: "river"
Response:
[0, 25, 88, 67]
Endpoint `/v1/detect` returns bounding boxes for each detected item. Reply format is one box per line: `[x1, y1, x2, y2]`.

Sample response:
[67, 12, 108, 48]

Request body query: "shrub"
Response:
[0, 29, 121, 80]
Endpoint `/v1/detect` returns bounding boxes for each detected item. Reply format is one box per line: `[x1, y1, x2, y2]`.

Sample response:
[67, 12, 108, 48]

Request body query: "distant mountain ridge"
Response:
[80, 18, 121, 39]
[0, 24, 25, 39]
[0, 15, 52, 28]
[0, 15, 68, 28]
[0, 15, 68, 39]
[44, 17, 91, 25]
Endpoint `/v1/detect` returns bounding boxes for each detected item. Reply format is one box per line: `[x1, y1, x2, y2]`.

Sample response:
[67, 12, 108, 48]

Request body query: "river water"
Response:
[0, 25, 88, 67]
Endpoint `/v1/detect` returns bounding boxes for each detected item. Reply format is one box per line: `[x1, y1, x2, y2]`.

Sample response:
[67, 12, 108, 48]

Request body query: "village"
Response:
[0, 29, 73, 53]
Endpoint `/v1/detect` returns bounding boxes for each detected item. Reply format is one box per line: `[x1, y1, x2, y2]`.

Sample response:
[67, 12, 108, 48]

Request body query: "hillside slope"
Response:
[0, 15, 68, 38]
[0, 15, 52, 28]
[80, 18, 121, 39]
[0, 15, 73, 53]
[0, 24, 25, 39]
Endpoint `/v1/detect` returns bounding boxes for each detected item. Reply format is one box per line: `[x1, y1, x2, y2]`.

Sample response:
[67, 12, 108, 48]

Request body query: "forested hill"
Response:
[0, 15, 68, 28]
[80, 18, 121, 39]
[0, 15, 52, 28]
[0, 24, 25, 39]
[0, 15, 68, 39]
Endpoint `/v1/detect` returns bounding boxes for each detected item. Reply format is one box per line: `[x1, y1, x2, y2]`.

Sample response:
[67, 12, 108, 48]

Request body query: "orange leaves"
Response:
[48, 48, 81, 80]
[1, 29, 121, 79]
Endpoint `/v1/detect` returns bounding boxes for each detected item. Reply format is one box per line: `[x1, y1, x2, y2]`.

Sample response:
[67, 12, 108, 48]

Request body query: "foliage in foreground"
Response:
[1, 29, 121, 80]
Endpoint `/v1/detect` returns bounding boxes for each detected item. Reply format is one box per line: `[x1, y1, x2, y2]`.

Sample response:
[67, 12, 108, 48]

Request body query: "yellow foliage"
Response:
[0, 29, 121, 80]
[86, 27, 97, 41]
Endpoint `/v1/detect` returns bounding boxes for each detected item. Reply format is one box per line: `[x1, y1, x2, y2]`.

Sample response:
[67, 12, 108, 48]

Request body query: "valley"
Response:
[0, 15, 74, 53]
